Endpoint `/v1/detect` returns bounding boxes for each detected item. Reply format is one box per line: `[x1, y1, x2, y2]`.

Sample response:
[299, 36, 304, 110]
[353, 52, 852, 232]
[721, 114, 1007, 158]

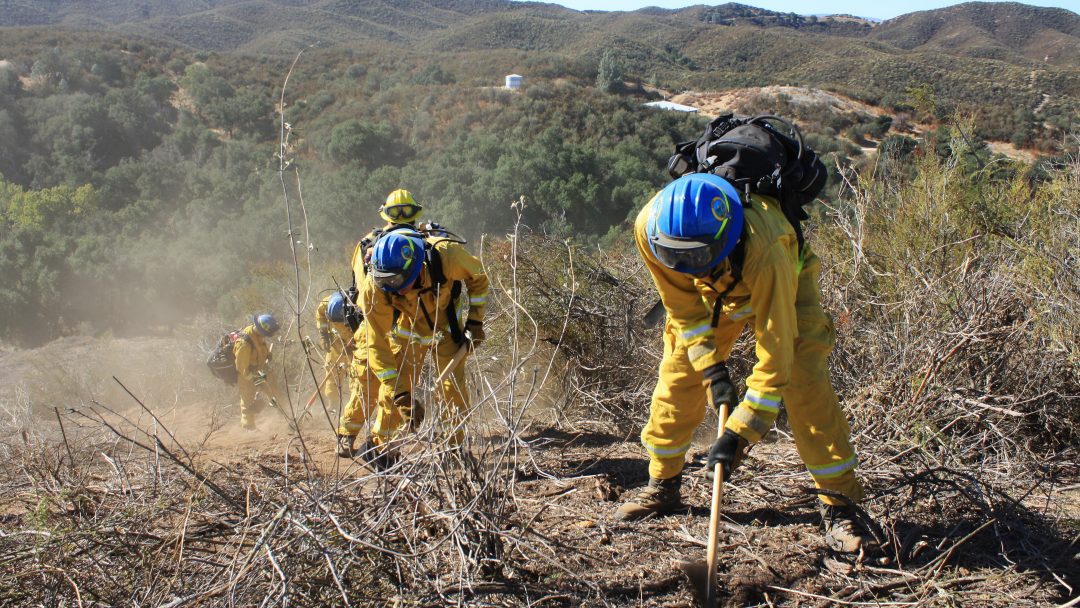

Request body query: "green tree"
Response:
[1, 179, 99, 231]
[596, 50, 625, 94]
[326, 119, 409, 168]
[181, 64, 235, 113]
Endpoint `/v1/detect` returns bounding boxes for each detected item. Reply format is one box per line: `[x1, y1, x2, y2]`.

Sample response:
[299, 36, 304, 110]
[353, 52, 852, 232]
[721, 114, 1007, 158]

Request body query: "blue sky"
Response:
[527, 0, 1078, 21]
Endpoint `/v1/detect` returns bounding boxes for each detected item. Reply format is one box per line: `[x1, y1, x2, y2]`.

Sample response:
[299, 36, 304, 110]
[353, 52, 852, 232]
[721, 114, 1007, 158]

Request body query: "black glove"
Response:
[702, 362, 736, 412]
[707, 428, 748, 482]
[466, 320, 485, 350]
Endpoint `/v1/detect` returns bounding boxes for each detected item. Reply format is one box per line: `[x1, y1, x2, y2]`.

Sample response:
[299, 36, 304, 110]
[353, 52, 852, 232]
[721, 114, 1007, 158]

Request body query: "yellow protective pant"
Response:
[321, 346, 351, 405]
[337, 356, 378, 437]
[642, 255, 864, 506]
[371, 337, 470, 447]
[238, 374, 280, 427]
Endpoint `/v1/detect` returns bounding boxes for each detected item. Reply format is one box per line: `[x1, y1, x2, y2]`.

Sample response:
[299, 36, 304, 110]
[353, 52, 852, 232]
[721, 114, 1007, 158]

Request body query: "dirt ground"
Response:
[2, 335, 1078, 606]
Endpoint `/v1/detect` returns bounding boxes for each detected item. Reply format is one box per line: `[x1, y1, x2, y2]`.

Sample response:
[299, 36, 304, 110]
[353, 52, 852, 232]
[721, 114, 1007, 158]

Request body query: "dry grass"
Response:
[0, 155, 1078, 606]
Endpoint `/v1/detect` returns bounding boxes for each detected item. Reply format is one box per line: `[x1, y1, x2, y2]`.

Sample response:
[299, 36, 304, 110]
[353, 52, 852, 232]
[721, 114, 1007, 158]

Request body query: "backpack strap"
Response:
[421, 242, 466, 346]
[779, 188, 808, 255]
[709, 234, 746, 328]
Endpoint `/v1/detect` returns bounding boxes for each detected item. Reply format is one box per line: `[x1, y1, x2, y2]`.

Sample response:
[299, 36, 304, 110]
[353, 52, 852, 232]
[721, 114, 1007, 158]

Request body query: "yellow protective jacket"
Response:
[233, 325, 272, 382]
[359, 238, 489, 384]
[634, 192, 800, 408]
[316, 295, 353, 353]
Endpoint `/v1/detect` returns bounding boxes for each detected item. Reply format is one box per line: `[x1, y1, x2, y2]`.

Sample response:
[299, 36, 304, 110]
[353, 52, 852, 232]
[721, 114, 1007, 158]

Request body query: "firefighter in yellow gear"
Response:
[334, 234, 381, 454]
[315, 292, 354, 404]
[336, 190, 476, 462]
[336, 189, 422, 457]
[347, 229, 488, 464]
[235, 313, 283, 430]
[617, 173, 875, 555]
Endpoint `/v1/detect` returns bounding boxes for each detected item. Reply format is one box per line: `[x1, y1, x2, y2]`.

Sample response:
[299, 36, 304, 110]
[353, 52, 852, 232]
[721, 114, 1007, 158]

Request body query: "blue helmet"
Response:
[370, 231, 425, 293]
[253, 313, 280, 337]
[646, 173, 744, 274]
[326, 292, 347, 323]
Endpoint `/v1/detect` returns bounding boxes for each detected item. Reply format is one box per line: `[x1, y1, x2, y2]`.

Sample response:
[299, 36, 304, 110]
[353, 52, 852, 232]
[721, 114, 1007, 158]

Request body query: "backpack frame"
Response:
[206, 330, 249, 384]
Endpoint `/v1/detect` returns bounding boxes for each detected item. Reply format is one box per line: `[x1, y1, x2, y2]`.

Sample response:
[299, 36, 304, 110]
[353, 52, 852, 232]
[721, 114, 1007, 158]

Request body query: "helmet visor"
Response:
[371, 267, 414, 293]
[381, 204, 420, 221]
[649, 232, 731, 273]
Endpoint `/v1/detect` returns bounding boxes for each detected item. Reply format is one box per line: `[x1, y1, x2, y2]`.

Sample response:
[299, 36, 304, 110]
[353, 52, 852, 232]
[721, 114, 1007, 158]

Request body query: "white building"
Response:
[505, 74, 523, 90]
[643, 100, 699, 113]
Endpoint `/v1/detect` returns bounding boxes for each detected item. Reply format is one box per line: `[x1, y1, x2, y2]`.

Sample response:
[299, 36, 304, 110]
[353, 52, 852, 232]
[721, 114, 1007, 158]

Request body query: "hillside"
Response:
[869, 1, 1080, 65]
[1, 0, 1077, 66]
[0, 1, 1077, 346]
[2, 1, 1077, 128]
[1, 1, 1079, 606]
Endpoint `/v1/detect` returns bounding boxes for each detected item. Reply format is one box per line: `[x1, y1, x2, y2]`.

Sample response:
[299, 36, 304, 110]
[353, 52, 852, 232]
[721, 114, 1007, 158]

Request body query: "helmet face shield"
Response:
[649, 232, 732, 274]
[371, 267, 416, 293]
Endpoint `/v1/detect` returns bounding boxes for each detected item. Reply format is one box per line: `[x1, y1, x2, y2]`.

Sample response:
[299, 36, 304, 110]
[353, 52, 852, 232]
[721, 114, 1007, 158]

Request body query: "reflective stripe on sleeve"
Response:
[392, 326, 434, 345]
[680, 322, 711, 341]
[729, 304, 753, 321]
[375, 368, 398, 381]
[744, 388, 782, 413]
[806, 455, 858, 479]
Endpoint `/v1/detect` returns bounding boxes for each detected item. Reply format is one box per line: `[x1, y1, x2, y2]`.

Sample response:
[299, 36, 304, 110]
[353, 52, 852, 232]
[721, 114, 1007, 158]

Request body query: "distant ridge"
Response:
[870, 1, 1080, 64]
[0, 0, 1078, 76]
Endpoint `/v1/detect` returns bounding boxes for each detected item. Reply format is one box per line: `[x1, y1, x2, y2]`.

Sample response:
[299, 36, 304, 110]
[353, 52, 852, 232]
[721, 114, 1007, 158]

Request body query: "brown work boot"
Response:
[820, 503, 881, 556]
[336, 434, 356, 458]
[614, 474, 683, 521]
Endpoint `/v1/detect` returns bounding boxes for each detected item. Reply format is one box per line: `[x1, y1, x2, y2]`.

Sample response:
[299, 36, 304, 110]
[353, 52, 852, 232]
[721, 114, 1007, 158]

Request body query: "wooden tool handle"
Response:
[706, 403, 730, 608]
[436, 343, 469, 384]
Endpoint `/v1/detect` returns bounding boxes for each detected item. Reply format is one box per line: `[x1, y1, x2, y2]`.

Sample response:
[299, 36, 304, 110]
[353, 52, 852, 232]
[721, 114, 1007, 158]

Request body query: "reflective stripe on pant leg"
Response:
[785, 249, 864, 505]
[642, 322, 707, 480]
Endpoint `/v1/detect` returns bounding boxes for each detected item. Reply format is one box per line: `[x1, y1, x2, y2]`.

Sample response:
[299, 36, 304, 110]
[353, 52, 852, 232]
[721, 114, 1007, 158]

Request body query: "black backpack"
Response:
[666, 113, 827, 252]
[645, 114, 828, 330]
[206, 330, 248, 384]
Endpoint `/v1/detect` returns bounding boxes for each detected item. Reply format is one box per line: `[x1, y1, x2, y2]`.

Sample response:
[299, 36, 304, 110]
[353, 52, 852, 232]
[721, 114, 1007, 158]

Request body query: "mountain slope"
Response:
[870, 2, 1080, 65]
[2, 0, 1078, 69]
[0, 0, 1077, 134]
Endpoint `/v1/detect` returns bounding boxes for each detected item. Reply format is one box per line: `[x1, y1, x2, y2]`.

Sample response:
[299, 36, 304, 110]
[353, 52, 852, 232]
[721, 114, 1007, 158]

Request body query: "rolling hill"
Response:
[1, 1, 1077, 105]
[868, 2, 1080, 65]
[0, 1, 1076, 62]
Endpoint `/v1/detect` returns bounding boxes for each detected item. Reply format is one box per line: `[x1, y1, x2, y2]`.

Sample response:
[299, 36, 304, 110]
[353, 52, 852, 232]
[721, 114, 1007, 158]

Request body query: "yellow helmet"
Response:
[380, 189, 423, 224]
